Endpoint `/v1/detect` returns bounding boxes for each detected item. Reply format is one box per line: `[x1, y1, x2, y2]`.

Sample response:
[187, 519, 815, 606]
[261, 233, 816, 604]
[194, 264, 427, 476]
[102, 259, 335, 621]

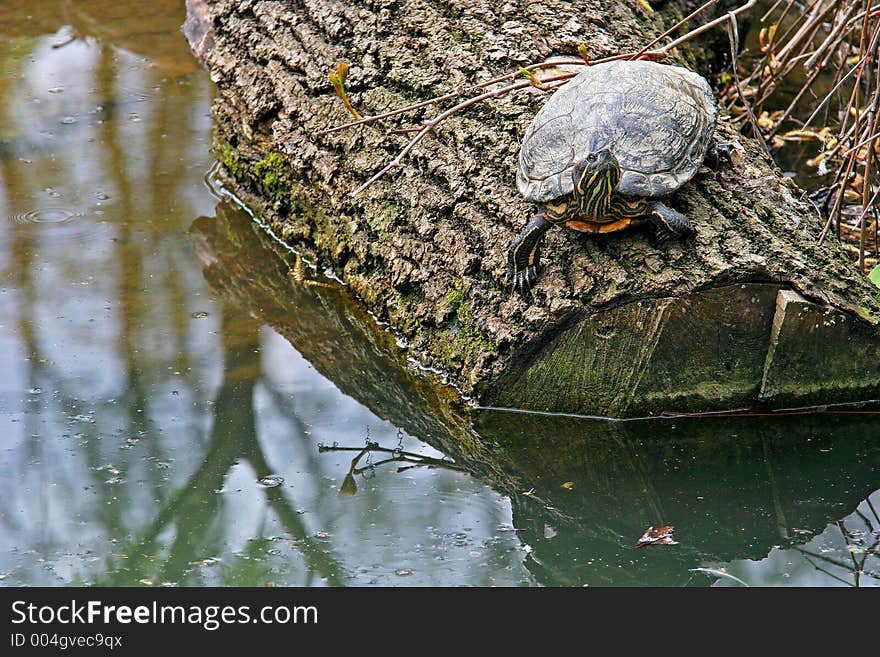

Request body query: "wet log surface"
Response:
[186, 0, 880, 416]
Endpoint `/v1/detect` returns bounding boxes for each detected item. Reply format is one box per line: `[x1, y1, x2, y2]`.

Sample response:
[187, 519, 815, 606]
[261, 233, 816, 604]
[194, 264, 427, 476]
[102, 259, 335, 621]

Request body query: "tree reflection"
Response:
[0, 0, 351, 586]
[87, 304, 347, 586]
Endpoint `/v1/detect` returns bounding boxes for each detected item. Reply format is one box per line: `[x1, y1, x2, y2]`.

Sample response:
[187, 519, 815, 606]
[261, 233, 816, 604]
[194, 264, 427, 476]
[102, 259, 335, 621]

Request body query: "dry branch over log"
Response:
[186, 0, 880, 417]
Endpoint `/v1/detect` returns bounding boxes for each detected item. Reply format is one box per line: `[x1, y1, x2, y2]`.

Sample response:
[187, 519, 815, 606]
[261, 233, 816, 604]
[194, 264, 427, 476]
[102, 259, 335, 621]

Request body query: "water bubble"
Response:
[258, 475, 284, 488]
[47, 87, 64, 94]
[60, 116, 77, 125]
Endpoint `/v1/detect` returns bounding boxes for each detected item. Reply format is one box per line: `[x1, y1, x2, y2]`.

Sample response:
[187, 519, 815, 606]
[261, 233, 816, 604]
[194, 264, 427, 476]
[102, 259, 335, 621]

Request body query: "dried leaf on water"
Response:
[635, 525, 679, 547]
[561, 481, 574, 490]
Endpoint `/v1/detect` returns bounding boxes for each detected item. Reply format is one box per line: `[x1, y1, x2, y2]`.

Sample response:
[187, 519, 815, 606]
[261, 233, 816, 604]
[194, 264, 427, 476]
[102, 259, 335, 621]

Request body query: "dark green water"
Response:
[0, 1, 877, 587]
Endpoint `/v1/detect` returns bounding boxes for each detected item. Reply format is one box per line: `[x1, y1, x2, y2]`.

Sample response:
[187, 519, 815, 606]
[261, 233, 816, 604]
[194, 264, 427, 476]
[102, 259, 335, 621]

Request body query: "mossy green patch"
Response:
[252, 151, 289, 205]
[445, 279, 496, 349]
[221, 143, 240, 176]
[367, 202, 399, 234]
[426, 279, 498, 369]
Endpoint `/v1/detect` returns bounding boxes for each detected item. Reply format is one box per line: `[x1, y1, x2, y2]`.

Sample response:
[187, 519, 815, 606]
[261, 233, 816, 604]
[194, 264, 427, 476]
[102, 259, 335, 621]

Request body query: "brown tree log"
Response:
[186, 0, 880, 417]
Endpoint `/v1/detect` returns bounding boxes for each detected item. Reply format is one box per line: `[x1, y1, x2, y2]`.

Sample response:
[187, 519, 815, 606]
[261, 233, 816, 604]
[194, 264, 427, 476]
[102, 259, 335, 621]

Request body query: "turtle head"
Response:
[572, 148, 620, 218]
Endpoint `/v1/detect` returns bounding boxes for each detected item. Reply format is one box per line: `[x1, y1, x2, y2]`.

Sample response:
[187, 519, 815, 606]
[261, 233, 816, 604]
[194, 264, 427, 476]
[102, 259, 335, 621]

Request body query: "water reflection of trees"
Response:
[87, 307, 347, 586]
[712, 489, 880, 587]
[0, 1, 352, 586]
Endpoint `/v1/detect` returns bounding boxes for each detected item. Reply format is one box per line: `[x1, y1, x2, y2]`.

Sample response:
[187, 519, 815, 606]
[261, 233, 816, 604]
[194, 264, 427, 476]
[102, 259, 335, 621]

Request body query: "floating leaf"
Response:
[258, 474, 284, 488]
[190, 557, 220, 566]
[138, 578, 153, 586]
[636, 525, 679, 547]
[561, 481, 574, 490]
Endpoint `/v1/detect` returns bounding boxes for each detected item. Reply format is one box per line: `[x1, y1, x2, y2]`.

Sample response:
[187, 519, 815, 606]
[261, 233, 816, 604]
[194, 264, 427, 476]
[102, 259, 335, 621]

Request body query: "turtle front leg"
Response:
[507, 213, 551, 294]
[648, 202, 694, 243]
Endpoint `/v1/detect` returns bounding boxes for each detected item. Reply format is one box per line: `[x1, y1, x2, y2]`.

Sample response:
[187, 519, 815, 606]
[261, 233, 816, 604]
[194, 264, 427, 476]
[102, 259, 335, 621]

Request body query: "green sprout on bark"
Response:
[329, 62, 362, 121]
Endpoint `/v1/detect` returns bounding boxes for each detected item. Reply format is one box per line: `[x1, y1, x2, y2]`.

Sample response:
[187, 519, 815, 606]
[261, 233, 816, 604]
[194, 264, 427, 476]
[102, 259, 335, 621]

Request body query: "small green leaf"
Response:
[577, 43, 590, 63]
[868, 264, 880, 288]
[518, 66, 535, 81]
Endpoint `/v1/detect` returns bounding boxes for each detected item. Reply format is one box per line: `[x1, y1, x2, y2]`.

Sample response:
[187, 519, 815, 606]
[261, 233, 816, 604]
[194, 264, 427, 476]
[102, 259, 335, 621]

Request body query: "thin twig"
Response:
[728, 14, 775, 159]
[347, 76, 570, 197]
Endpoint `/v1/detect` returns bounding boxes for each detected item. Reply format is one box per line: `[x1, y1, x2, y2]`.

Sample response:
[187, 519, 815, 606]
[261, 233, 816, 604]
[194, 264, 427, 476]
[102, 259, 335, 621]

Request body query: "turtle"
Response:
[508, 58, 730, 293]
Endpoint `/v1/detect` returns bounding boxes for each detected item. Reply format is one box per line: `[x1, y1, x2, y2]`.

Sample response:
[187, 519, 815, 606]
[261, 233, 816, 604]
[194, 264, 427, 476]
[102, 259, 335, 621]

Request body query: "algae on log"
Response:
[185, 0, 880, 416]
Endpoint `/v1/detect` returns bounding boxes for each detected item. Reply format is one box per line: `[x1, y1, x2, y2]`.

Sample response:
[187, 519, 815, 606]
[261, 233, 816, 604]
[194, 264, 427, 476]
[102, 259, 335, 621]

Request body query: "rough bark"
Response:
[186, 0, 880, 416]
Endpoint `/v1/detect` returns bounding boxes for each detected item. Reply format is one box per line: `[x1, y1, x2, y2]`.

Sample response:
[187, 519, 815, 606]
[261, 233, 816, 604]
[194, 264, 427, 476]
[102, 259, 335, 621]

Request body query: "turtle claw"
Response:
[706, 141, 735, 169]
[653, 229, 674, 246]
[507, 214, 550, 295]
[510, 265, 538, 294]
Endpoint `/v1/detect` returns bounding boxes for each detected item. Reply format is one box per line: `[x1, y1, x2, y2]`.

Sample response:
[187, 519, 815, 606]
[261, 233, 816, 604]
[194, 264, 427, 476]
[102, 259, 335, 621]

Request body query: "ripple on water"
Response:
[6, 208, 106, 247]
[10, 208, 78, 225]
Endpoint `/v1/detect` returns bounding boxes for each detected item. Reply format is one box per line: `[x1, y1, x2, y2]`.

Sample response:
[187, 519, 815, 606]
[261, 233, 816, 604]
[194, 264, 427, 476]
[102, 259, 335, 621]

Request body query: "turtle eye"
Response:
[587, 153, 597, 162]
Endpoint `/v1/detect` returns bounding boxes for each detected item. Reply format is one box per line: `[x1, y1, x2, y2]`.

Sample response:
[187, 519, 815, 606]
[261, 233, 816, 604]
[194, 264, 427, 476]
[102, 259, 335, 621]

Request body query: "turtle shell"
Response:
[516, 59, 717, 203]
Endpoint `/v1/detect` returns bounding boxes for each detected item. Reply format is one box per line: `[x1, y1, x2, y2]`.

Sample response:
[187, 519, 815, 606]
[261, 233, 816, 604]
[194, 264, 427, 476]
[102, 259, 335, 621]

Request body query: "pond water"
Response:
[0, 1, 877, 588]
